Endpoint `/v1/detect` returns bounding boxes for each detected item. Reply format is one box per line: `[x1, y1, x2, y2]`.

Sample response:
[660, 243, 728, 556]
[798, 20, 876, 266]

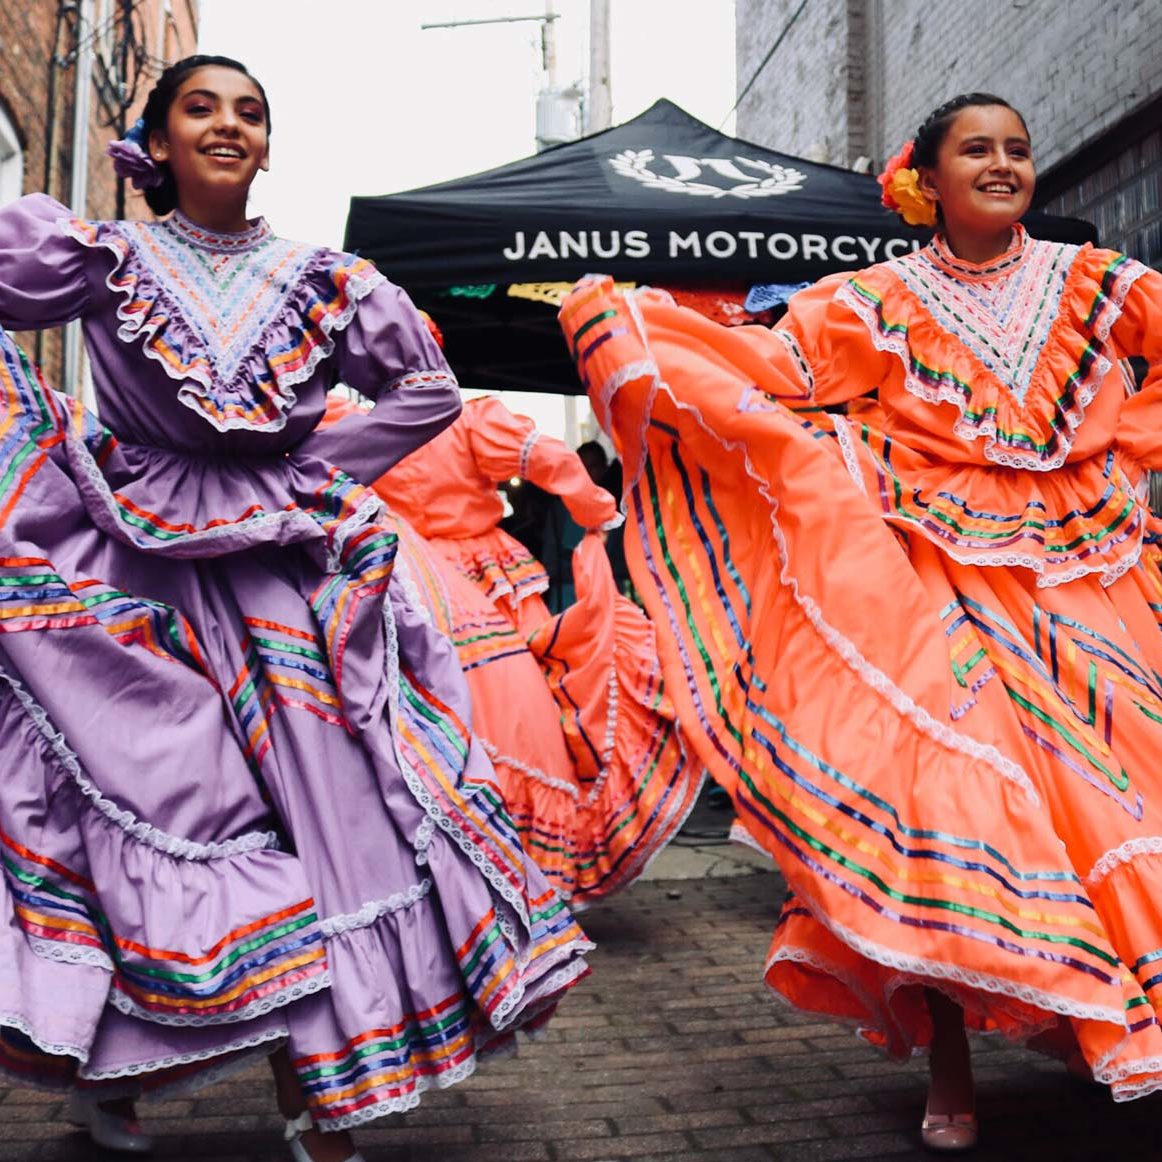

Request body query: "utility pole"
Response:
[588, 0, 612, 132]
[570, 0, 614, 448]
[115, 0, 133, 219]
[63, 0, 95, 398]
[423, 4, 584, 444]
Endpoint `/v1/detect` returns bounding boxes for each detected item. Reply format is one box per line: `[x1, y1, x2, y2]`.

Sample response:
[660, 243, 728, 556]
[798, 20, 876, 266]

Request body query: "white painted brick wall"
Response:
[736, 0, 851, 162]
[737, 0, 1162, 173]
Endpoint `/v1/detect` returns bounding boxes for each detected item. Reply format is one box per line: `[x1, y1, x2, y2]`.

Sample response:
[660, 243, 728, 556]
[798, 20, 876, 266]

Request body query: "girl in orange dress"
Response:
[381, 391, 621, 635]
[322, 388, 703, 907]
[560, 93, 1162, 1150]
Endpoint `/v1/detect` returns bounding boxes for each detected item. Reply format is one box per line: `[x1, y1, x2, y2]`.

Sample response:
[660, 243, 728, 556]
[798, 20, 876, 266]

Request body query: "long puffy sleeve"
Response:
[1111, 263, 1162, 473]
[297, 280, 461, 485]
[760, 271, 891, 409]
[0, 193, 92, 329]
[466, 396, 619, 530]
[560, 275, 883, 426]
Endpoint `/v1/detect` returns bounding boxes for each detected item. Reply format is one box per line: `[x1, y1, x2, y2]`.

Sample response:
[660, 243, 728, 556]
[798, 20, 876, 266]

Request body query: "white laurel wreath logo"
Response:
[608, 150, 806, 198]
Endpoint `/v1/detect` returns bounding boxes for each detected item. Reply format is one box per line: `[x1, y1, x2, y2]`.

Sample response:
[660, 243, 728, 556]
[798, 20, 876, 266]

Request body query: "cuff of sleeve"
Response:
[597, 511, 625, 533]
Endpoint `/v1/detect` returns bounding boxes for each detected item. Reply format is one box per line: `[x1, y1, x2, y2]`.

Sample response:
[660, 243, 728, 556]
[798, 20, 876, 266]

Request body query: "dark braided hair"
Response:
[140, 54, 272, 216]
[911, 93, 1030, 169]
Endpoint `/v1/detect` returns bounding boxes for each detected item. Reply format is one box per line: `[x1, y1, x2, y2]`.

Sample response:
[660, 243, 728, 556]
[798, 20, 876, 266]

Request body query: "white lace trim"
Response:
[1084, 837, 1162, 886]
[599, 511, 626, 532]
[76, 1023, 289, 1081]
[776, 901, 1162, 1101]
[65, 428, 324, 554]
[319, 943, 589, 1130]
[728, 818, 773, 859]
[766, 940, 881, 1026]
[584, 660, 622, 806]
[385, 369, 459, 396]
[0, 1008, 88, 1063]
[1110, 1075, 1162, 1102]
[1092, 258, 1150, 344]
[478, 740, 580, 801]
[835, 279, 1108, 473]
[518, 429, 541, 478]
[0, 663, 281, 861]
[613, 289, 1042, 806]
[61, 215, 387, 435]
[320, 1056, 478, 1131]
[28, 937, 113, 971]
[799, 889, 1123, 1024]
[593, 359, 657, 449]
[413, 815, 436, 866]
[576, 752, 706, 902]
[109, 968, 331, 1027]
[324, 492, 385, 574]
[245, 265, 387, 408]
[381, 595, 532, 929]
[894, 529, 1145, 590]
[318, 878, 432, 937]
[770, 328, 815, 397]
[391, 551, 435, 628]
[832, 415, 867, 496]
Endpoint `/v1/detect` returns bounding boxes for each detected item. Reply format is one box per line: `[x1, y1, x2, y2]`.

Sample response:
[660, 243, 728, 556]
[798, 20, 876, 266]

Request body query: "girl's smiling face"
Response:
[149, 65, 270, 211]
[917, 104, 1035, 244]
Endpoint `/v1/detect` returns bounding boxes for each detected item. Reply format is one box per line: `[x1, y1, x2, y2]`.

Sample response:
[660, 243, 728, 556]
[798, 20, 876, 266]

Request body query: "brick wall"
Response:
[736, 0, 852, 163]
[875, 0, 1162, 176]
[736, 0, 1162, 175]
[0, 0, 198, 384]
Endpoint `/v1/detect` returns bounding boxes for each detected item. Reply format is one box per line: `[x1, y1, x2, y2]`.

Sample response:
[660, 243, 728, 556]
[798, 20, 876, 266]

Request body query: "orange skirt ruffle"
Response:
[391, 517, 701, 905]
[561, 279, 1162, 1098]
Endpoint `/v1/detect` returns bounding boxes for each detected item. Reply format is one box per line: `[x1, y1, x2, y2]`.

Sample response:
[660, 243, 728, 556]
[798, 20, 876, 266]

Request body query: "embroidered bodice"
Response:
[0, 193, 456, 466]
[64, 206, 392, 438]
[771, 225, 1159, 474]
[0, 193, 461, 562]
[739, 228, 1162, 587]
[881, 228, 1078, 407]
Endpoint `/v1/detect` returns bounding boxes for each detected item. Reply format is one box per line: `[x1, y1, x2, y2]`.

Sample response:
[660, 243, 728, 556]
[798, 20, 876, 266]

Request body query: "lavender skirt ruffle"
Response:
[0, 329, 590, 1129]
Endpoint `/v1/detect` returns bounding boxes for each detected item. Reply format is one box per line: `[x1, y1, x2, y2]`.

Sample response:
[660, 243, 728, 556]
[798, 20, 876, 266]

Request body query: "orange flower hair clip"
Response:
[877, 140, 938, 228]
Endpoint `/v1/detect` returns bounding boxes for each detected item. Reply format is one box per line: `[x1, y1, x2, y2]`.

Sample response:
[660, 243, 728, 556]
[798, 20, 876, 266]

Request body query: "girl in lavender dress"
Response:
[0, 55, 590, 1162]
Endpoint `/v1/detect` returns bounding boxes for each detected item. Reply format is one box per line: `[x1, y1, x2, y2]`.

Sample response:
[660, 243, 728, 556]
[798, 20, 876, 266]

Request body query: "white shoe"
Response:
[284, 1110, 366, 1162]
[67, 1093, 155, 1154]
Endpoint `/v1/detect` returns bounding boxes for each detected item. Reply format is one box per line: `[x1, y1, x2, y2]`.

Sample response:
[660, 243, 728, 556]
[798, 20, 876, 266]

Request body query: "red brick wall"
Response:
[0, 0, 199, 383]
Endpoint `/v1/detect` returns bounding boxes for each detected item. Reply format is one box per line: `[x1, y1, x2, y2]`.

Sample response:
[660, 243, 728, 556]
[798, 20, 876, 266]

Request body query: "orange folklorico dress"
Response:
[323, 395, 702, 905]
[560, 226, 1162, 1096]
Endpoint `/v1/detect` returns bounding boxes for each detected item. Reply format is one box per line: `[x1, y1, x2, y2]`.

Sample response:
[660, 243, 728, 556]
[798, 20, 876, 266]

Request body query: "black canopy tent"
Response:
[345, 100, 1095, 395]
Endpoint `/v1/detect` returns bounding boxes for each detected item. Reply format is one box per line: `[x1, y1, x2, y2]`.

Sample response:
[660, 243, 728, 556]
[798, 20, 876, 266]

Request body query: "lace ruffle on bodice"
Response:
[64, 210, 385, 433]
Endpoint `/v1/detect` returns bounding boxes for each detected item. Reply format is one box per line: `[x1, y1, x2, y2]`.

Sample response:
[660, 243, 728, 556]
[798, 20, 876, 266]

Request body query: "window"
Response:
[0, 103, 23, 206]
[1042, 126, 1162, 271]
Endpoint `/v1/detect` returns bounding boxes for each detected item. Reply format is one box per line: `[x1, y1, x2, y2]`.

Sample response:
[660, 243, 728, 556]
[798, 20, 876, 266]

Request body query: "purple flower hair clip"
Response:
[106, 117, 165, 190]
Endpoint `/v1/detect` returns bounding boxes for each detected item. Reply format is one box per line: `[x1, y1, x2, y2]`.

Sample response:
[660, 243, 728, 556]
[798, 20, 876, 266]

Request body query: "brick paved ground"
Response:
[4, 867, 1162, 1162]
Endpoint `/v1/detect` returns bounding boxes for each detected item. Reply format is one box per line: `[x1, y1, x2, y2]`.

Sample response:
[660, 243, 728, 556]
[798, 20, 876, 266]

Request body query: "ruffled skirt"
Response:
[561, 280, 1162, 1100]
[0, 331, 590, 1129]
[390, 517, 702, 905]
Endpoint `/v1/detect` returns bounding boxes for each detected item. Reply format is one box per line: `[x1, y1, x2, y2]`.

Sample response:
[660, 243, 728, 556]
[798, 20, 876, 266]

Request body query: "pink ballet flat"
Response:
[921, 1105, 978, 1153]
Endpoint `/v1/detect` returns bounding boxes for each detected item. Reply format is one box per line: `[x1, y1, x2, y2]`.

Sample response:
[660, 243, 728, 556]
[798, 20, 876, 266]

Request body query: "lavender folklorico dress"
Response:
[0, 194, 591, 1130]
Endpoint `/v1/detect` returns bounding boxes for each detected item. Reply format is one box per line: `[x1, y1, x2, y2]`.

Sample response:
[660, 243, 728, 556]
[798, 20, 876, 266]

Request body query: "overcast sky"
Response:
[197, 0, 736, 436]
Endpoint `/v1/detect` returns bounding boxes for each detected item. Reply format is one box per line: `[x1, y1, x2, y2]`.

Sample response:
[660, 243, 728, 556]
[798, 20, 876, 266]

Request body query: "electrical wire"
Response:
[719, 0, 809, 129]
[58, 0, 151, 67]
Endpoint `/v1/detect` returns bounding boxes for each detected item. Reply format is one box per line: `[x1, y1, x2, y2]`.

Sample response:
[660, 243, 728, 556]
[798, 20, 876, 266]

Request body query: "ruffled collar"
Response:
[164, 209, 272, 254]
[63, 213, 385, 433]
[926, 224, 1029, 281]
[839, 232, 1146, 471]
